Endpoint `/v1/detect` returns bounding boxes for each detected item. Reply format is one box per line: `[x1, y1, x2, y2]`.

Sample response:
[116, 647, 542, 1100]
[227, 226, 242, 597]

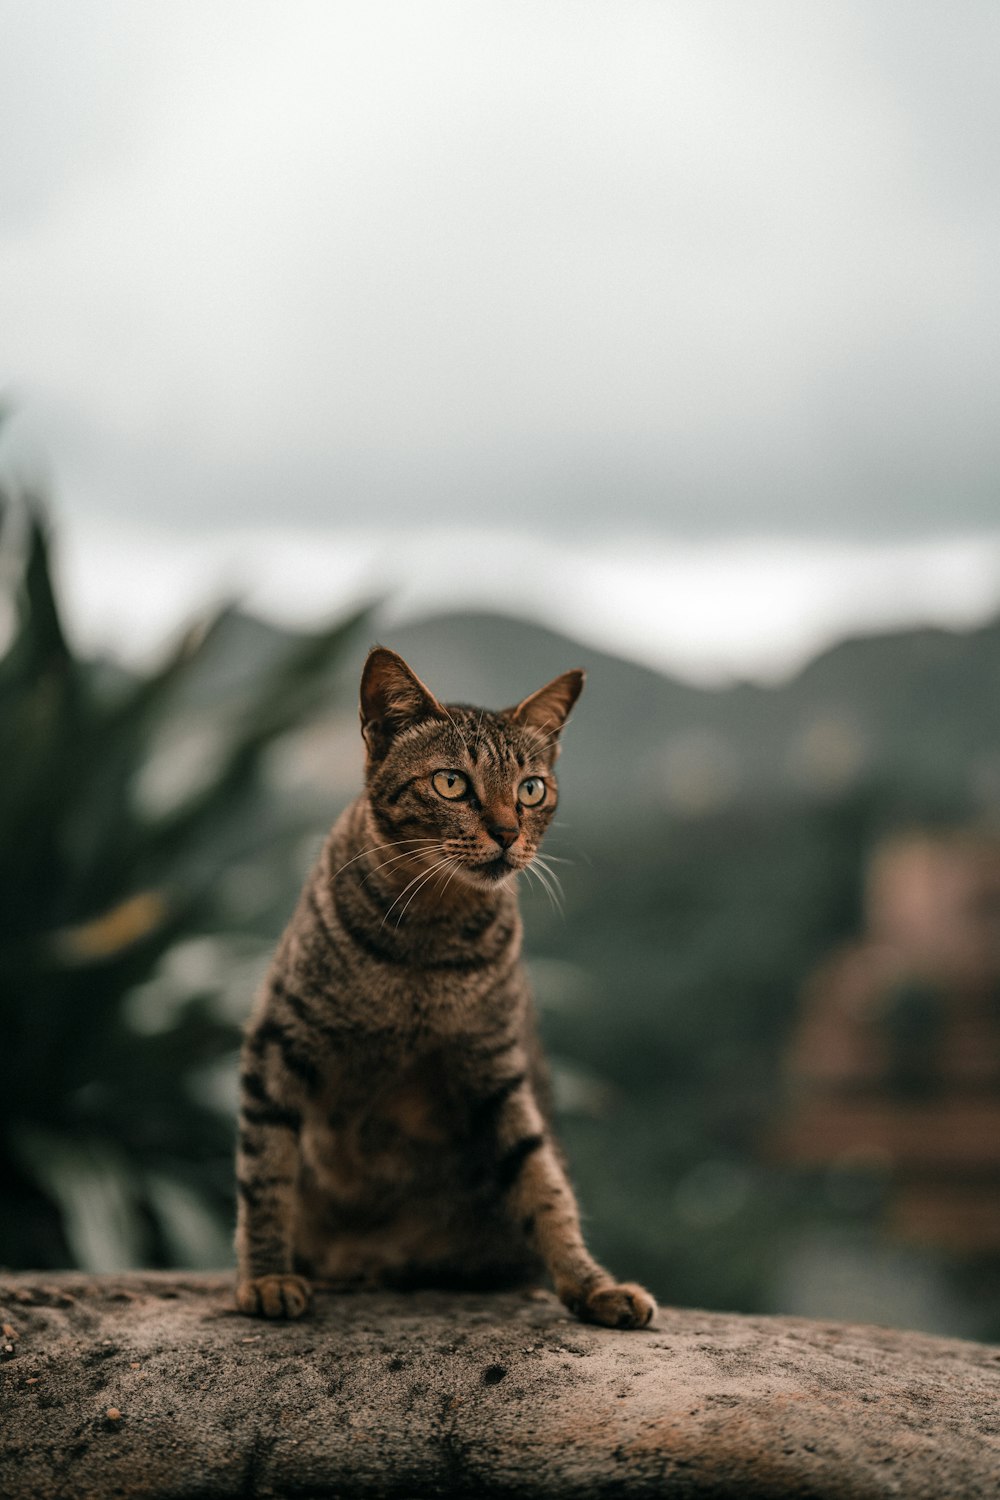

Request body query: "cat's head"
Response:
[358, 647, 583, 889]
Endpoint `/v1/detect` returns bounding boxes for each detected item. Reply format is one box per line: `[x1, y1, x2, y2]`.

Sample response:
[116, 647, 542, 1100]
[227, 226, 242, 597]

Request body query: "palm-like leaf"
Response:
[0, 488, 373, 1270]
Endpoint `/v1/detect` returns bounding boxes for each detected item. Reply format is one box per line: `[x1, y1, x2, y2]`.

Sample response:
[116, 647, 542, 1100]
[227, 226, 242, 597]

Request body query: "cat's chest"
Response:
[344, 952, 526, 1041]
[301, 1047, 487, 1189]
[361, 1050, 459, 1142]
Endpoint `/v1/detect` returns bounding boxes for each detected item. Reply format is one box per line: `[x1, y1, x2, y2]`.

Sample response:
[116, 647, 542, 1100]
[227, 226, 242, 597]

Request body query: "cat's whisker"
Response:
[521, 861, 561, 917]
[519, 860, 548, 911]
[329, 837, 439, 884]
[427, 854, 465, 909]
[391, 856, 461, 927]
[527, 856, 564, 916]
[532, 852, 566, 894]
[359, 844, 443, 886]
[379, 861, 444, 929]
[547, 822, 592, 863]
[377, 861, 439, 927]
[380, 854, 458, 928]
[436, 858, 465, 905]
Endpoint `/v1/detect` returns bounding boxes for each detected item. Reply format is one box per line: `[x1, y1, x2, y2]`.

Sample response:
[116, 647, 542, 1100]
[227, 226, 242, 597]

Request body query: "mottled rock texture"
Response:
[1, 1272, 997, 1498]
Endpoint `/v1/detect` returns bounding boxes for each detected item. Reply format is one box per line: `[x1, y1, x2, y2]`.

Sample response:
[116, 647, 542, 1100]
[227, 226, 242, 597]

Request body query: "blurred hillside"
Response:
[191, 604, 1000, 827]
[395, 610, 1000, 819]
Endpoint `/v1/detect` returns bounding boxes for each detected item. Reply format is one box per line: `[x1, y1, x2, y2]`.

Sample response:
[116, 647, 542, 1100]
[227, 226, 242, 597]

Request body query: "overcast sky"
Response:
[1, 2, 998, 678]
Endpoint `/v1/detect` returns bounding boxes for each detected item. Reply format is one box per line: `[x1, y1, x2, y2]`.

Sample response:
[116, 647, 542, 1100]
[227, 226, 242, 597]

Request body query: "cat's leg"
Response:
[234, 1031, 311, 1319]
[492, 1076, 657, 1329]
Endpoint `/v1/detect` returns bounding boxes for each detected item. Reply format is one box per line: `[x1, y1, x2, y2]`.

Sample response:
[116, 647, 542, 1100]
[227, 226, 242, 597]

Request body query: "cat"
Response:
[234, 646, 656, 1329]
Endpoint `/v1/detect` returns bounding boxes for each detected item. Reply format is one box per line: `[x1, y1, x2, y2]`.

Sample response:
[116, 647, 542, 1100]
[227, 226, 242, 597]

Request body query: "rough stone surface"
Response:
[1, 1272, 998, 1498]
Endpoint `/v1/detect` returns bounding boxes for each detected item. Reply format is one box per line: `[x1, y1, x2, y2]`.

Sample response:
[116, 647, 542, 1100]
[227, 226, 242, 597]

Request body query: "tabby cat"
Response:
[235, 647, 656, 1329]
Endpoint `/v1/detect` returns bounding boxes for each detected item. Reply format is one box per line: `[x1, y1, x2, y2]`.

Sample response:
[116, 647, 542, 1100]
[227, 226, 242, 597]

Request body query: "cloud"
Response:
[1, 2, 998, 539]
[52, 512, 1000, 685]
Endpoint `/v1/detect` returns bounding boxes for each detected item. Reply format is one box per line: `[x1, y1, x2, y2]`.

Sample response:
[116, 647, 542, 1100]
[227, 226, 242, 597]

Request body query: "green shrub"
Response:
[0, 488, 371, 1270]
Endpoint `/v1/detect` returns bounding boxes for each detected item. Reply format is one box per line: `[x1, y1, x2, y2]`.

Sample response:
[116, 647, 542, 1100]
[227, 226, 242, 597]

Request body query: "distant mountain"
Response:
[772, 619, 1000, 799]
[387, 610, 1000, 821]
[165, 605, 1000, 826]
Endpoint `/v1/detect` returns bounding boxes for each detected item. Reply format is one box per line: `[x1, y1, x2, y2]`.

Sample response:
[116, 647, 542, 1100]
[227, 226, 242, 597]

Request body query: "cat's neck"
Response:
[311, 798, 520, 975]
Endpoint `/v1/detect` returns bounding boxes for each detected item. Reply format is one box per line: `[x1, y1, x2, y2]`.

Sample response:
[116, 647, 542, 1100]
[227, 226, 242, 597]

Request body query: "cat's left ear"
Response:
[504, 669, 584, 760]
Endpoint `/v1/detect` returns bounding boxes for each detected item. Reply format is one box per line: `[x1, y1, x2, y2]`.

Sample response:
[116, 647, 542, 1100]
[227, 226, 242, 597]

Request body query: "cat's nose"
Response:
[488, 824, 518, 850]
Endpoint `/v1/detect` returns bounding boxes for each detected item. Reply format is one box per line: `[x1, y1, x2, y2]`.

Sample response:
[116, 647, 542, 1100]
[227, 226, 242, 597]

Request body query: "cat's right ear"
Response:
[359, 647, 445, 761]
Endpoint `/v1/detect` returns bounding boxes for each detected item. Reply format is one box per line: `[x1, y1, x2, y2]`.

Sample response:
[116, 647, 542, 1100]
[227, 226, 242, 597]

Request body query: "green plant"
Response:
[0, 487, 372, 1270]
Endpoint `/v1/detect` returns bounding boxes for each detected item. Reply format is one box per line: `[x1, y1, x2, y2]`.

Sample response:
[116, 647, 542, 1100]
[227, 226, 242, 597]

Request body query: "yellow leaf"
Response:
[54, 892, 168, 963]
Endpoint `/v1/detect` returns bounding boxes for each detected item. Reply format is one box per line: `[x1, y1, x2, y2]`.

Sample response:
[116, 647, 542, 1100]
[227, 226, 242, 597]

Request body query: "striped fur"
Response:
[234, 647, 656, 1329]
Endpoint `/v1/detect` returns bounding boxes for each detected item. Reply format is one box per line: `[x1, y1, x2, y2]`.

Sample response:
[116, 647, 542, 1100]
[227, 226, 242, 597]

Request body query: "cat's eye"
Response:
[432, 769, 469, 800]
[517, 777, 546, 807]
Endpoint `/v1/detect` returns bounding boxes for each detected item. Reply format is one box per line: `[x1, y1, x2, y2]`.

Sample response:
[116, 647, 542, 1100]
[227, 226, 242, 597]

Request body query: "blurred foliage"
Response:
[0, 487, 372, 1271]
[524, 784, 1000, 1342]
[525, 799, 870, 1314]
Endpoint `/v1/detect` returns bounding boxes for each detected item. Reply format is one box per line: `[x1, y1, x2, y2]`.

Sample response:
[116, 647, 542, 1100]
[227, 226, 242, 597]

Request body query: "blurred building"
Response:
[780, 831, 1000, 1253]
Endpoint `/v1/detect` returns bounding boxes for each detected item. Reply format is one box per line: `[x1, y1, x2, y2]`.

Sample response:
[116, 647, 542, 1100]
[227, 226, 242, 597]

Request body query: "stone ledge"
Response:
[1, 1272, 998, 1498]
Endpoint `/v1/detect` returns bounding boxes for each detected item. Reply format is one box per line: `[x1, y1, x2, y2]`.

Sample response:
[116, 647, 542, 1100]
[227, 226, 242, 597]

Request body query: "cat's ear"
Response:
[504, 669, 584, 759]
[360, 647, 445, 760]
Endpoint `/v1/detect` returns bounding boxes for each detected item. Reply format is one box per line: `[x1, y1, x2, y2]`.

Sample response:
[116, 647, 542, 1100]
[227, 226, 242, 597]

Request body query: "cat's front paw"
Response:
[235, 1274, 312, 1319]
[566, 1280, 657, 1330]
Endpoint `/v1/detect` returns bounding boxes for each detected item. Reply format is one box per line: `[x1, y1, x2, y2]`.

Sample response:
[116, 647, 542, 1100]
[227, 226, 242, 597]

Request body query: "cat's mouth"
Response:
[470, 852, 518, 883]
